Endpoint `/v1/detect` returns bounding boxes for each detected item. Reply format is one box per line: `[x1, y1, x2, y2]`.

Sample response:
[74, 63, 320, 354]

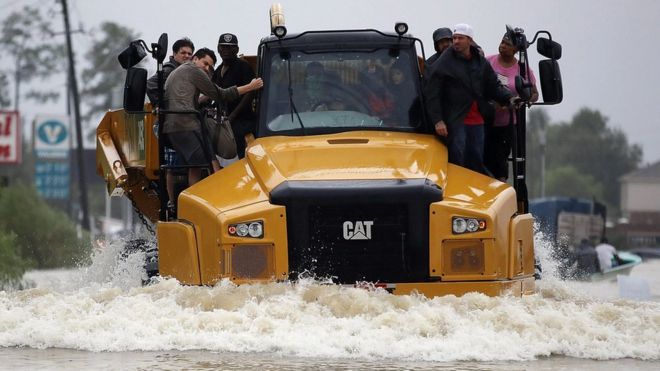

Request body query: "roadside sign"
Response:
[34, 115, 70, 159]
[0, 111, 21, 164]
[35, 160, 70, 200]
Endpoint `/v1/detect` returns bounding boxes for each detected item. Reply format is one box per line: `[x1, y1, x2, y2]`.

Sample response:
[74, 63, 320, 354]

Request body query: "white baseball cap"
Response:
[453, 23, 474, 39]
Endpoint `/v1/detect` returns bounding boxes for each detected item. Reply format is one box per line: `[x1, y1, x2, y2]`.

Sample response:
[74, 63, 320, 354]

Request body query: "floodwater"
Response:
[1, 236, 659, 370]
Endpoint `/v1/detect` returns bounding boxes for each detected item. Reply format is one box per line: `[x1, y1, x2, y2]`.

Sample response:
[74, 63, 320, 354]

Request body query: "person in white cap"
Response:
[424, 23, 516, 174]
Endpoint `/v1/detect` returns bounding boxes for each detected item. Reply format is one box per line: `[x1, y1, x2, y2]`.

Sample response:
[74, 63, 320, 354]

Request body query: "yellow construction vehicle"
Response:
[97, 6, 563, 297]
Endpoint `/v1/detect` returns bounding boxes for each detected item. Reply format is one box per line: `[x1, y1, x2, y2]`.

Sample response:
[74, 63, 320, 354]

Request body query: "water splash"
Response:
[3, 233, 659, 361]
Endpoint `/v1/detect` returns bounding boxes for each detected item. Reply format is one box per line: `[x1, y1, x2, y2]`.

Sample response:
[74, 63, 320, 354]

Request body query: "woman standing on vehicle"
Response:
[485, 33, 539, 181]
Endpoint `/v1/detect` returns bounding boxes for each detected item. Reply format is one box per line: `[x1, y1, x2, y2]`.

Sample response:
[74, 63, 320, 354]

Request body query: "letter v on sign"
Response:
[44, 124, 62, 144]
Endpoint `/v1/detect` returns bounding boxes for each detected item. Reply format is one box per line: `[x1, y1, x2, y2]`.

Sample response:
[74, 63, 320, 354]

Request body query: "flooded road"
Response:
[1, 239, 659, 370]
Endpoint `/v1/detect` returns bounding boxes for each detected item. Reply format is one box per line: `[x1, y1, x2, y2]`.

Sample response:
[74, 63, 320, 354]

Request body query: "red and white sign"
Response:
[0, 111, 21, 164]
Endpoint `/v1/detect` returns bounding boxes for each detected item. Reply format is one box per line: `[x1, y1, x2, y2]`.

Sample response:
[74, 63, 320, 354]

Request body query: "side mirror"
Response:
[123, 67, 147, 112]
[537, 37, 562, 60]
[156, 33, 168, 63]
[538, 59, 563, 104]
[117, 41, 147, 70]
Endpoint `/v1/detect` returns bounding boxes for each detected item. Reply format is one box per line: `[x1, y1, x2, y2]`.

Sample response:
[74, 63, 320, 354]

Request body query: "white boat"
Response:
[589, 252, 642, 282]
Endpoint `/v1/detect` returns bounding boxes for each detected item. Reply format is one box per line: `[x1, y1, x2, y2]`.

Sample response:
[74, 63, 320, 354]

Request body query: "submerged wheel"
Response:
[122, 238, 159, 284]
[534, 256, 542, 280]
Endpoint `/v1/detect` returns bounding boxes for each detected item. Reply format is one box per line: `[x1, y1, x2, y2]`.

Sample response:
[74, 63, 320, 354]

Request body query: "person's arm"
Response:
[146, 64, 174, 105]
[146, 73, 159, 103]
[529, 68, 539, 102]
[226, 63, 257, 121]
[423, 68, 446, 135]
[236, 78, 263, 95]
[484, 62, 513, 106]
[228, 91, 255, 121]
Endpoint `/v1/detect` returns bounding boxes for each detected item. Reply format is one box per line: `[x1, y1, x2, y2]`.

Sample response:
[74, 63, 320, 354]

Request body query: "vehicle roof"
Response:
[259, 29, 417, 50]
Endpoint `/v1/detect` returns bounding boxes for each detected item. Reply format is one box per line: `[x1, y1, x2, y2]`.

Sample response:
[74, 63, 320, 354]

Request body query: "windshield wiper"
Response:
[284, 53, 305, 134]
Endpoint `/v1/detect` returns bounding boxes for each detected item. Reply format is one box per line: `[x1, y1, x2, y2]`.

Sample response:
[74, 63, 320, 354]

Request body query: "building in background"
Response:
[616, 161, 660, 248]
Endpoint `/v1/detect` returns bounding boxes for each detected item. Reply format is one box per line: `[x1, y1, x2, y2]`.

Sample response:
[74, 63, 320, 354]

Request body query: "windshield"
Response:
[262, 48, 422, 134]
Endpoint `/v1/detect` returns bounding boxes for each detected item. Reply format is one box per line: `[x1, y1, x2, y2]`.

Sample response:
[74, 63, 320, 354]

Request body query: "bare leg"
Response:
[188, 167, 203, 186]
[211, 159, 221, 173]
[166, 171, 175, 203]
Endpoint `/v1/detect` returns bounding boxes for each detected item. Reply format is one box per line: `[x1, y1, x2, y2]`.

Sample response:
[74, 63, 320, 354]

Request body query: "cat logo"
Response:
[343, 221, 373, 240]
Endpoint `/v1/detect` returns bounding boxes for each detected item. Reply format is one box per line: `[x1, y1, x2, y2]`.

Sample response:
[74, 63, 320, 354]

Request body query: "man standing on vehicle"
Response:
[146, 37, 195, 104]
[212, 33, 257, 159]
[425, 27, 452, 67]
[163, 48, 263, 190]
[424, 23, 515, 174]
[146, 37, 194, 212]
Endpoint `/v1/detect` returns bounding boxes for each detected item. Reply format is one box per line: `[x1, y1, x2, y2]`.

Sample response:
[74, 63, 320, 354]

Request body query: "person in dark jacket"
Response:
[574, 238, 600, 279]
[424, 23, 514, 174]
[146, 38, 194, 212]
[146, 38, 195, 105]
[425, 27, 452, 67]
[212, 33, 257, 159]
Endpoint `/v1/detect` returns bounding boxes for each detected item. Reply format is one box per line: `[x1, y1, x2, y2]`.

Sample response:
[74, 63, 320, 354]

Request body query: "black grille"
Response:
[270, 179, 442, 283]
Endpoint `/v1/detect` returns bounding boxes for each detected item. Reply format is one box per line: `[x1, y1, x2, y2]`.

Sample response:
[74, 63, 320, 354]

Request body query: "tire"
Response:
[122, 238, 159, 284]
[534, 256, 542, 280]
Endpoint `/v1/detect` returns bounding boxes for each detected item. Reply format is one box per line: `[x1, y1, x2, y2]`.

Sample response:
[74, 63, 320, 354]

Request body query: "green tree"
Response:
[545, 108, 642, 214]
[526, 108, 551, 198]
[0, 71, 10, 107]
[0, 5, 65, 110]
[0, 185, 91, 268]
[81, 22, 139, 122]
[0, 231, 28, 287]
[545, 165, 606, 201]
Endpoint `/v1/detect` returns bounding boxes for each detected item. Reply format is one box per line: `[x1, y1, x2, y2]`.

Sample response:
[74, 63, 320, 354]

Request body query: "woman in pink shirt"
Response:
[485, 34, 539, 181]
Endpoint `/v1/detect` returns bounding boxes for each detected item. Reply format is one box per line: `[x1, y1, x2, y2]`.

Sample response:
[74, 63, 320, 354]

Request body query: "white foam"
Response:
[3, 234, 659, 361]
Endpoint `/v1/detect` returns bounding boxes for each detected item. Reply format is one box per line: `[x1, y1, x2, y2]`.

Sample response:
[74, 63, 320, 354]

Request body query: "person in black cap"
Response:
[425, 27, 452, 67]
[212, 33, 257, 159]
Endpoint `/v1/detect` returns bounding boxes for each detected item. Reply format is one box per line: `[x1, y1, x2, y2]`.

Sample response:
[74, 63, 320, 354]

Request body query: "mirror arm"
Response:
[529, 30, 552, 46]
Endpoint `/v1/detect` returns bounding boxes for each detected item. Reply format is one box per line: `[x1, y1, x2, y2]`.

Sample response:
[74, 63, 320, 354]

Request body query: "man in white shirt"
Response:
[595, 237, 618, 271]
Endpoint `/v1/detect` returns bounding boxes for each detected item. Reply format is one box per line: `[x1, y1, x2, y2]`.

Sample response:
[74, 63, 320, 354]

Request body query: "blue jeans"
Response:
[448, 123, 488, 175]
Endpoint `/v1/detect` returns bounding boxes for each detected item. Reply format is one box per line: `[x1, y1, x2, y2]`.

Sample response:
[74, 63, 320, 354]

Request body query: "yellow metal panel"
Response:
[429, 204, 508, 279]
[393, 276, 534, 297]
[157, 221, 201, 285]
[508, 213, 535, 279]
[245, 131, 447, 191]
[218, 202, 289, 285]
[96, 129, 127, 196]
[229, 244, 275, 280]
[143, 108, 160, 179]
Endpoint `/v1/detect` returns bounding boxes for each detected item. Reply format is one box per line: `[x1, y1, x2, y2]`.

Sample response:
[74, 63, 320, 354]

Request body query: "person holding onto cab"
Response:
[424, 23, 515, 174]
[163, 48, 263, 192]
[212, 33, 257, 159]
[485, 33, 538, 181]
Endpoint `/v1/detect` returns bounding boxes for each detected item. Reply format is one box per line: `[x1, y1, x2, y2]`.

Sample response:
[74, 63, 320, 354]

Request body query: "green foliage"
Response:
[81, 21, 139, 121]
[0, 71, 10, 108]
[0, 185, 91, 269]
[0, 5, 65, 109]
[527, 107, 642, 216]
[0, 230, 28, 286]
[544, 165, 605, 201]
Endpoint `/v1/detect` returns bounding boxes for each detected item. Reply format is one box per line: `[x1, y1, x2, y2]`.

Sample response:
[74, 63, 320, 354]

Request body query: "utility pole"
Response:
[60, 0, 90, 231]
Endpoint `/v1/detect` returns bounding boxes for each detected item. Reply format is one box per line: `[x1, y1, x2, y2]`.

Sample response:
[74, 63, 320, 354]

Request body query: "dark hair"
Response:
[193, 48, 217, 64]
[172, 37, 195, 53]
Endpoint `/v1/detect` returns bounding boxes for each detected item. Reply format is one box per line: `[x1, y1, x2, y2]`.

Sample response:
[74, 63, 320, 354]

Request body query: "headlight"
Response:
[452, 217, 486, 234]
[236, 224, 249, 237]
[452, 218, 467, 233]
[229, 221, 264, 239]
[466, 218, 480, 232]
[248, 222, 263, 238]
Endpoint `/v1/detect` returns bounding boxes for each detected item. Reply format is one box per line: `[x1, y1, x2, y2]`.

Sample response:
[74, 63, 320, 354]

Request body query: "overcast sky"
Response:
[4, 0, 660, 164]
